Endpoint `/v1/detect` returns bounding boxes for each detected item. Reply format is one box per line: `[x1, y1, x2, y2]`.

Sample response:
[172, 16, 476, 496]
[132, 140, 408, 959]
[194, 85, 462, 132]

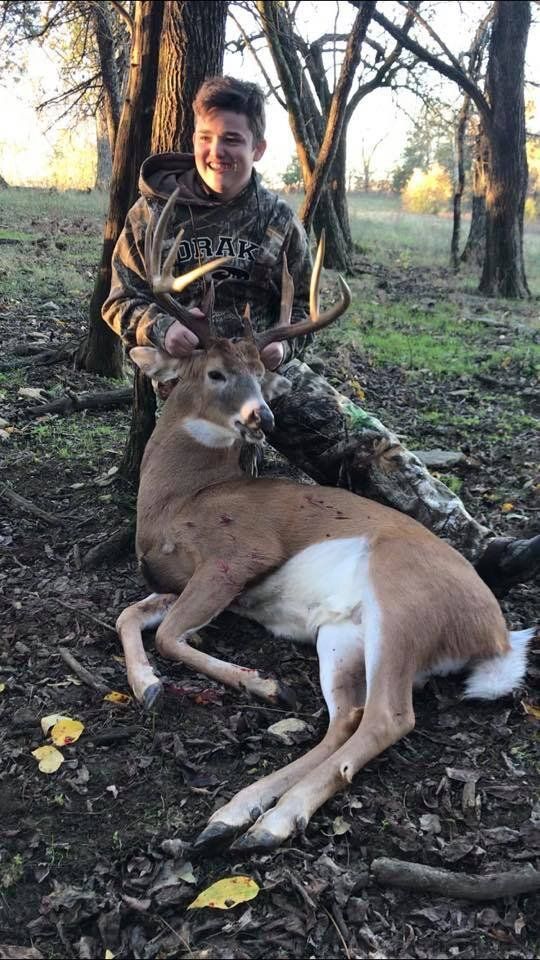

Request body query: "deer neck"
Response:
[143, 384, 246, 501]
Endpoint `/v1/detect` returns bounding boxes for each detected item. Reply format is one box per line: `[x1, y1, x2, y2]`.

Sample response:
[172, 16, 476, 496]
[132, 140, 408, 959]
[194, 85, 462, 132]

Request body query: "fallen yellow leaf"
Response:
[50, 717, 84, 746]
[32, 745, 65, 773]
[187, 876, 260, 910]
[501, 502, 514, 512]
[105, 950, 115, 959]
[521, 700, 540, 720]
[104, 691, 132, 705]
[0, 682, 5, 693]
[41, 713, 70, 736]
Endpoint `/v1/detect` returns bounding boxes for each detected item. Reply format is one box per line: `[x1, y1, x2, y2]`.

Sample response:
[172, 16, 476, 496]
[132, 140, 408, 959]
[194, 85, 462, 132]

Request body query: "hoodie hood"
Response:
[139, 151, 257, 209]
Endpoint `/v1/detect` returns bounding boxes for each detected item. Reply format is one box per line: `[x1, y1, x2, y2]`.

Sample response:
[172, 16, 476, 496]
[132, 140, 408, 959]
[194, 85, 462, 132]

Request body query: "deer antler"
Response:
[145, 187, 233, 346]
[254, 230, 351, 353]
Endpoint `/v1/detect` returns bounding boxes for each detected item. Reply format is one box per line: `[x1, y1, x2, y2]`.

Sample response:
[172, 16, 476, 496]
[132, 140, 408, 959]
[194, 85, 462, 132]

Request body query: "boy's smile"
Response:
[193, 109, 266, 200]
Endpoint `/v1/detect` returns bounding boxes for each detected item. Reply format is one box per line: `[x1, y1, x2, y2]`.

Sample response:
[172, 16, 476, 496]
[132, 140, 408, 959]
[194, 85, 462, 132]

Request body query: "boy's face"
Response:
[193, 109, 266, 200]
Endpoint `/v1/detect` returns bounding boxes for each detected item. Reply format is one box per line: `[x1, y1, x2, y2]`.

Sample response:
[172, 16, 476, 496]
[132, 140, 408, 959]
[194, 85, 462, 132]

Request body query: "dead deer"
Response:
[116, 189, 534, 851]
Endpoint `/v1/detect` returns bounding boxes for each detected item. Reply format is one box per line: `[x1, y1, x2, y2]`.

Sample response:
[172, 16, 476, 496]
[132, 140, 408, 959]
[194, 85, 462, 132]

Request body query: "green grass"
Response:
[319, 297, 540, 379]
[17, 416, 125, 462]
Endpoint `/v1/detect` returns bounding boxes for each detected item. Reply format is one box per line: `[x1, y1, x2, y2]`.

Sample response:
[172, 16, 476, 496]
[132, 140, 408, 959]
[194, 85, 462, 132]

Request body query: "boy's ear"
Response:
[253, 139, 267, 163]
[129, 346, 181, 382]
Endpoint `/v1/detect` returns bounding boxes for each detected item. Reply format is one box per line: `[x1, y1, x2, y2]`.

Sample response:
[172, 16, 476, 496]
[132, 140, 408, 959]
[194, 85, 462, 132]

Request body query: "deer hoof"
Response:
[230, 827, 283, 852]
[142, 681, 163, 712]
[192, 821, 237, 850]
[275, 681, 298, 711]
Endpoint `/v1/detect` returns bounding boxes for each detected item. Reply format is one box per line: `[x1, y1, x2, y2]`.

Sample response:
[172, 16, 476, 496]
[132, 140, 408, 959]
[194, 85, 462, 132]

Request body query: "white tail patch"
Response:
[463, 628, 535, 700]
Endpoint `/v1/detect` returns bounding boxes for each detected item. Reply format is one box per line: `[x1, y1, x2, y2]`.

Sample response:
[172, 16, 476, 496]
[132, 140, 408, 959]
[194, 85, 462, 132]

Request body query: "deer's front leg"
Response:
[154, 563, 293, 705]
[116, 593, 179, 709]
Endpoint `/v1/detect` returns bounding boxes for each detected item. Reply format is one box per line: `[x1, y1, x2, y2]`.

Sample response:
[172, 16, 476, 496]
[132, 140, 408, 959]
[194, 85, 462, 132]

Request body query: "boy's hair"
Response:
[193, 76, 266, 144]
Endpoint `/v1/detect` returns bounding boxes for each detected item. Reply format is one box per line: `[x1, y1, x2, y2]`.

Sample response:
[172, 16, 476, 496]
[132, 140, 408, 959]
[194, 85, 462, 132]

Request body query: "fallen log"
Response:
[25, 387, 132, 418]
[371, 857, 540, 901]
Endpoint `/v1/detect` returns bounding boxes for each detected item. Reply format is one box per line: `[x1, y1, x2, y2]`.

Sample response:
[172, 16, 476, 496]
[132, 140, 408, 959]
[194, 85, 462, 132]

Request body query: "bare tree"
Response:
[371, 0, 532, 298]
[235, 1, 416, 270]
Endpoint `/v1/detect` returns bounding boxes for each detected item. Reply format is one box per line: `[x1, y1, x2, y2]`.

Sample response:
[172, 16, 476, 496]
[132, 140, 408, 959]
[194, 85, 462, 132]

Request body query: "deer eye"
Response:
[208, 369, 226, 382]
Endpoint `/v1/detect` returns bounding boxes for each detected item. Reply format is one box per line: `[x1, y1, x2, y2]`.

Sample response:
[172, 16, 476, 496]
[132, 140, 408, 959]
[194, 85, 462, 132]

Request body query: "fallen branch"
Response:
[25, 387, 132, 418]
[81, 522, 135, 568]
[371, 857, 540, 901]
[0, 485, 63, 526]
[0, 344, 74, 371]
[57, 647, 110, 694]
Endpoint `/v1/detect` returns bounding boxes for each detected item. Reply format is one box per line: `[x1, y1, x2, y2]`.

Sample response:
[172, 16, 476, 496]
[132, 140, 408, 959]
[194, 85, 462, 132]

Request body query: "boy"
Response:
[103, 76, 539, 595]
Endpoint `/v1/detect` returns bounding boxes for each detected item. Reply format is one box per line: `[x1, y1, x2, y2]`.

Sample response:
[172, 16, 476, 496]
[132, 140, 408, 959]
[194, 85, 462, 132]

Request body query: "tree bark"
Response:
[152, 0, 228, 153]
[479, 1, 530, 297]
[119, 0, 228, 482]
[77, 2, 165, 379]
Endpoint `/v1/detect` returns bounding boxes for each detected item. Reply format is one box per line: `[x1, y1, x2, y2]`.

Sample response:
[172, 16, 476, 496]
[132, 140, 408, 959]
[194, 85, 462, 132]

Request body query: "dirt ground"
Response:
[0, 246, 539, 959]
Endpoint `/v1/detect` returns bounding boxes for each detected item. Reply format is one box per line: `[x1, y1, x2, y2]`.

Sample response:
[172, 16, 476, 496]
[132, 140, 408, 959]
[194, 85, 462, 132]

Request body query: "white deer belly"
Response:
[235, 537, 371, 642]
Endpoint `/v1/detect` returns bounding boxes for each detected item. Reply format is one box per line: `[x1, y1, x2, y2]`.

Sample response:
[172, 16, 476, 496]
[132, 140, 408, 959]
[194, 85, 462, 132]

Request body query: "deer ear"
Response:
[129, 346, 181, 381]
[262, 370, 291, 402]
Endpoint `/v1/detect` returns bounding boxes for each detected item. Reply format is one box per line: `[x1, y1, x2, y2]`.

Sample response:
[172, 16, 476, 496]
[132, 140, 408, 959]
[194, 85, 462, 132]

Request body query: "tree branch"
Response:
[108, 0, 133, 33]
[361, 2, 492, 125]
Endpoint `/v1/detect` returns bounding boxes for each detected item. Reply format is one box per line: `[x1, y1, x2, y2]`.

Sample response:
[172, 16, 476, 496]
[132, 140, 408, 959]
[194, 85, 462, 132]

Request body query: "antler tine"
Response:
[254, 229, 351, 353]
[150, 188, 233, 295]
[279, 254, 294, 328]
[242, 303, 256, 342]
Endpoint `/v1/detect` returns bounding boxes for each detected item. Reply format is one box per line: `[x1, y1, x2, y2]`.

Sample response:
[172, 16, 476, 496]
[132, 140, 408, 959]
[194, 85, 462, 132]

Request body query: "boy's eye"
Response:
[208, 370, 226, 382]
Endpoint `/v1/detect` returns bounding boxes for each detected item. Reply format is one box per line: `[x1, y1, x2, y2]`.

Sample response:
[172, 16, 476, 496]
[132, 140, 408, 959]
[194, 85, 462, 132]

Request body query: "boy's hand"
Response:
[163, 309, 204, 357]
[260, 342, 285, 370]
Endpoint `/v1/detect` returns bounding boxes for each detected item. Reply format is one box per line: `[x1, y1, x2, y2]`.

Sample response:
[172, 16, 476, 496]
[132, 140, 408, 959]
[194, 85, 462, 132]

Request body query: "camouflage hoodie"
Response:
[102, 152, 312, 359]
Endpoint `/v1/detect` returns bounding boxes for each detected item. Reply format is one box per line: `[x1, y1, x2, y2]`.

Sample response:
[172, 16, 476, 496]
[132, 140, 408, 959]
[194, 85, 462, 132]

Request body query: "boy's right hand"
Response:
[163, 309, 205, 357]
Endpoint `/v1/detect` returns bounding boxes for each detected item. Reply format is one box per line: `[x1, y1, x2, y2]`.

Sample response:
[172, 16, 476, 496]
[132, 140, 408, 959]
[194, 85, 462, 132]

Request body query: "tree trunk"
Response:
[461, 124, 487, 265]
[119, 0, 228, 482]
[152, 0, 228, 153]
[94, 105, 113, 191]
[479, 1, 530, 297]
[91, 3, 123, 155]
[451, 96, 470, 271]
[77, 1, 165, 379]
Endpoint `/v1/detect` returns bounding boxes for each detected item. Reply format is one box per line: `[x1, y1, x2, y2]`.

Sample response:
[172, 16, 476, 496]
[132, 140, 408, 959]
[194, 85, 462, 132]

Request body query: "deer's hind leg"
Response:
[232, 604, 416, 851]
[194, 620, 366, 848]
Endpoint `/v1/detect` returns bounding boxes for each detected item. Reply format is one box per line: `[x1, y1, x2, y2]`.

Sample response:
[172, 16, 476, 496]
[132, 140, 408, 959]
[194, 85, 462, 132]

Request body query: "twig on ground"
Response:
[53, 597, 116, 633]
[57, 647, 110, 694]
[84, 725, 144, 745]
[0, 485, 63, 526]
[371, 857, 540, 901]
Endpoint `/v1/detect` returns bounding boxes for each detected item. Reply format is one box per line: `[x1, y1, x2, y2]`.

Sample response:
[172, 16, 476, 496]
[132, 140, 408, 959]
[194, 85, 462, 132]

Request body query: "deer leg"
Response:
[154, 566, 294, 707]
[116, 593, 179, 709]
[233, 628, 416, 851]
[194, 620, 366, 848]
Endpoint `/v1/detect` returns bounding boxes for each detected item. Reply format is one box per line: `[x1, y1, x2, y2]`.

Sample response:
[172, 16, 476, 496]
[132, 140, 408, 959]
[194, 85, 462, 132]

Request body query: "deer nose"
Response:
[240, 401, 274, 433]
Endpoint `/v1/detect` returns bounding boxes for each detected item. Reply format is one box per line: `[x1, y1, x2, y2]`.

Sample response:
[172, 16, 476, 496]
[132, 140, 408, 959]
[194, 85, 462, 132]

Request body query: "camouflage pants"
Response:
[264, 359, 491, 562]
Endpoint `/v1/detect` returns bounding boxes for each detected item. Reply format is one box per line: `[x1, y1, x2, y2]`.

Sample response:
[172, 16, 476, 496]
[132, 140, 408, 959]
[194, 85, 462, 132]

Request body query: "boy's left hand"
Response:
[260, 342, 285, 370]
